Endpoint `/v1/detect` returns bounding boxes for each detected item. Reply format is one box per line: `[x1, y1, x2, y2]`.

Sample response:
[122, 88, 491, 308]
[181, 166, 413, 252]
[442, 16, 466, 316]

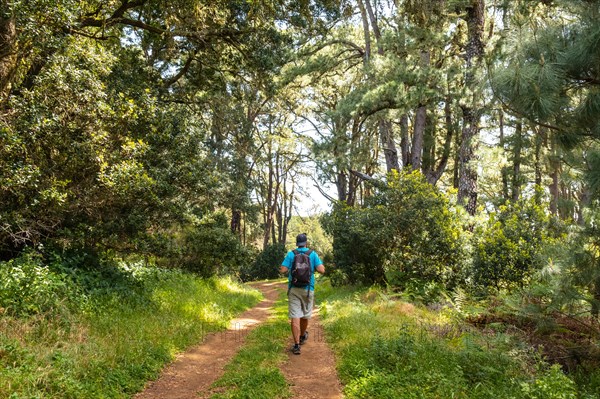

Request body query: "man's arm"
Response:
[280, 251, 292, 275]
[316, 265, 325, 274]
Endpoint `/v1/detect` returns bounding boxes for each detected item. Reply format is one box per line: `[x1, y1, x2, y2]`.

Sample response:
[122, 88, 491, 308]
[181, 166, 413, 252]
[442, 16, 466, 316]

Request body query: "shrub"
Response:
[521, 365, 577, 399]
[321, 202, 389, 285]
[471, 198, 561, 291]
[240, 243, 286, 281]
[556, 205, 600, 318]
[175, 212, 253, 278]
[322, 170, 465, 291]
[0, 250, 76, 316]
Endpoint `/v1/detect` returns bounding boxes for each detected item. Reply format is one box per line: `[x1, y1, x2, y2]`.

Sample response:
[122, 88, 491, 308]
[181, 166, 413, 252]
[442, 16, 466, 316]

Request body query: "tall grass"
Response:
[317, 280, 592, 399]
[0, 260, 261, 399]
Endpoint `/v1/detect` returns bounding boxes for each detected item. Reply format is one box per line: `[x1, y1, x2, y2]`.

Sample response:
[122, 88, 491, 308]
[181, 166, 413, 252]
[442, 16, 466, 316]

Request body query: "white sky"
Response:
[294, 165, 334, 216]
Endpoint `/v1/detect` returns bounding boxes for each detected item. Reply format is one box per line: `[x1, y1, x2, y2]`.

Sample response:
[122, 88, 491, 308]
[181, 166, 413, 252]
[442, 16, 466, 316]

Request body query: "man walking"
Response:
[280, 233, 325, 355]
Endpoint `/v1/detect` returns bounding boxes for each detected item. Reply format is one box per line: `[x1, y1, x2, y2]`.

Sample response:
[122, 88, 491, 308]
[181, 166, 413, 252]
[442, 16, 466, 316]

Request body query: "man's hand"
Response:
[316, 265, 325, 274]
[279, 266, 289, 274]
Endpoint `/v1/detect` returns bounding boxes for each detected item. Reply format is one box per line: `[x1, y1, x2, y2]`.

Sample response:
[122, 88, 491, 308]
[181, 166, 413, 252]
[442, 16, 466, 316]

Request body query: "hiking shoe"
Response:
[292, 344, 301, 355]
[300, 331, 309, 345]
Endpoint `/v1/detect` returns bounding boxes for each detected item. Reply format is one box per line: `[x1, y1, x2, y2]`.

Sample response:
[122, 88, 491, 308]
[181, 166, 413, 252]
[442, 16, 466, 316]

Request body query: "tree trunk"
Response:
[457, 0, 485, 215]
[592, 274, 600, 318]
[364, 0, 383, 55]
[426, 97, 454, 185]
[230, 208, 242, 235]
[276, 199, 283, 243]
[380, 119, 400, 172]
[501, 167, 509, 200]
[356, 0, 371, 63]
[0, 10, 16, 102]
[534, 127, 545, 204]
[499, 111, 508, 200]
[452, 131, 460, 189]
[271, 211, 277, 247]
[548, 136, 560, 216]
[577, 186, 590, 225]
[282, 182, 294, 244]
[411, 50, 430, 172]
[412, 104, 426, 171]
[400, 114, 410, 168]
[511, 120, 522, 202]
[499, 110, 504, 142]
[263, 141, 274, 249]
[263, 139, 281, 250]
[457, 108, 480, 215]
[336, 169, 347, 202]
[549, 164, 559, 216]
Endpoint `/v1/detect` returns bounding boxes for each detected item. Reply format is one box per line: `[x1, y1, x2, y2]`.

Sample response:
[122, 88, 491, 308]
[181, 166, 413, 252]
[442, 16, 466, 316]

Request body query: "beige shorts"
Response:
[288, 287, 314, 319]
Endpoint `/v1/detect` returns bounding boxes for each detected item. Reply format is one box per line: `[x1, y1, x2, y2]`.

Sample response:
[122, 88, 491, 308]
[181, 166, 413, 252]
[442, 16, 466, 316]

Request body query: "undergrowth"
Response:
[0, 253, 262, 399]
[317, 279, 598, 399]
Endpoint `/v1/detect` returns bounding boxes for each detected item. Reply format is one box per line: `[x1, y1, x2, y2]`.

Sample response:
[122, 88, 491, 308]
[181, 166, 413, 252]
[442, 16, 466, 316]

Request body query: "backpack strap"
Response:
[305, 249, 314, 270]
[305, 249, 314, 299]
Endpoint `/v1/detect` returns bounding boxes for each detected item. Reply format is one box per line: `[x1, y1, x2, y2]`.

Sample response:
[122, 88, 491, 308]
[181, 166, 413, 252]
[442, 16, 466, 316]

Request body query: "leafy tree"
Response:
[0, 0, 344, 267]
[285, 215, 333, 256]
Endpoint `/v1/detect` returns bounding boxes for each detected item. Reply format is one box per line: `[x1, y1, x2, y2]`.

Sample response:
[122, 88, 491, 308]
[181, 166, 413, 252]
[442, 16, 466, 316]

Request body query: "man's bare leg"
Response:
[291, 318, 301, 344]
[300, 318, 309, 337]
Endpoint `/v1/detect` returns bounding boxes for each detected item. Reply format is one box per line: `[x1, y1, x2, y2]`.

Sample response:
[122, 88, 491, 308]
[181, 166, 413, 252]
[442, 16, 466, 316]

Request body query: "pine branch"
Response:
[349, 170, 386, 189]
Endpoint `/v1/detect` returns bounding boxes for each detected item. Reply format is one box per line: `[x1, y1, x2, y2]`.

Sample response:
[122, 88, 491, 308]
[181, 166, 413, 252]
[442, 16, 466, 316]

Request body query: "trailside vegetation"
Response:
[0, 256, 261, 398]
[317, 281, 599, 398]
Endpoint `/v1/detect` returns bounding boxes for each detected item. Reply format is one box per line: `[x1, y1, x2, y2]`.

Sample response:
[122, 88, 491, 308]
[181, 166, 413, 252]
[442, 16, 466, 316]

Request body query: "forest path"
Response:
[280, 306, 343, 399]
[134, 281, 342, 399]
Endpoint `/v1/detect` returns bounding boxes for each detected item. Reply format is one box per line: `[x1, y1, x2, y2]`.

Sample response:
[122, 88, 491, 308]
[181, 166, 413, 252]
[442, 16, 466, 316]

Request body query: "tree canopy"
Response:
[2, 0, 600, 317]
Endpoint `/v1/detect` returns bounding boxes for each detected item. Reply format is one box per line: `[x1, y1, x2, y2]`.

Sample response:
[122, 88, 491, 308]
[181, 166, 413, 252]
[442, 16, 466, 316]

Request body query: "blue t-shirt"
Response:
[281, 247, 323, 291]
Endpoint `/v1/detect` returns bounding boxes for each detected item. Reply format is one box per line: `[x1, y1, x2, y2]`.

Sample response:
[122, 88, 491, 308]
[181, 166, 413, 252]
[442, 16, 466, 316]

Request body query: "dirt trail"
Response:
[134, 281, 280, 399]
[134, 281, 342, 399]
[280, 308, 343, 399]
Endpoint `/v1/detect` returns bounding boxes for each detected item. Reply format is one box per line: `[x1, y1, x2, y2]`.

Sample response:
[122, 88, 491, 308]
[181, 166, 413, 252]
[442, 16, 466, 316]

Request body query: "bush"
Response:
[0, 249, 76, 316]
[471, 198, 561, 291]
[239, 243, 286, 282]
[322, 170, 465, 291]
[521, 365, 577, 399]
[175, 212, 253, 278]
[321, 202, 390, 285]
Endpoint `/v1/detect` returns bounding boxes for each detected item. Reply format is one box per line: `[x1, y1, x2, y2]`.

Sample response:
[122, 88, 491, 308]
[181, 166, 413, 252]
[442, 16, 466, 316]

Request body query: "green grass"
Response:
[209, 288, 291, 399]
[0, 268, 262, 399]
[317, 279, 589, 399]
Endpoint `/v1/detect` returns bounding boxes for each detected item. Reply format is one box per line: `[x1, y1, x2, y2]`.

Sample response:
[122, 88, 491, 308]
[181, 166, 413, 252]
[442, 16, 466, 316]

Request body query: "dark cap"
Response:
[296, 233, 307, 247]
